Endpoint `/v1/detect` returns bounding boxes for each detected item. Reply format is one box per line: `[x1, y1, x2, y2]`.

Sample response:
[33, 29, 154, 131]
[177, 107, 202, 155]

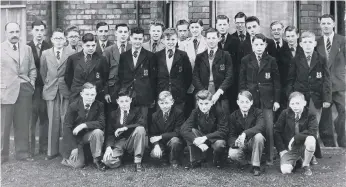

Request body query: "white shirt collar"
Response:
[274, 38, 283, 47]
[117, 42, 127, 49]
[7, 40, 18, 49]
[323, 32, 334, 45]
[99, 40, 107, 47]
[165, 48, 175, 54]
[54, 47, 63, 54]
[241, 110, 249, 117]
[121, 109, 130, 114]
[132, 47, 142, 57]
[208, 47, 218, 54]
[33, 39, 42, 46]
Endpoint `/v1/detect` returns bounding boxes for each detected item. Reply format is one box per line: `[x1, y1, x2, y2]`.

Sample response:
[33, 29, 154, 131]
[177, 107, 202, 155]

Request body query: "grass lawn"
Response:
[1, 147, 345, 187]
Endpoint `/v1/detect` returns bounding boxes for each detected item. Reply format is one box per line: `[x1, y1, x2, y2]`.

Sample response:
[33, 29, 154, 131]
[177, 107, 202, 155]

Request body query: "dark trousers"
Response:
[150, 137, 184, 164]
[1, 83, 33, 160]
[184, 93, 195, 119]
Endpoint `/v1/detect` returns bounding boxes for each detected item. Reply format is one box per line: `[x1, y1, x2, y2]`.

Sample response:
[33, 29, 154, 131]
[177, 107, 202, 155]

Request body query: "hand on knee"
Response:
[281, 164, 293, 174]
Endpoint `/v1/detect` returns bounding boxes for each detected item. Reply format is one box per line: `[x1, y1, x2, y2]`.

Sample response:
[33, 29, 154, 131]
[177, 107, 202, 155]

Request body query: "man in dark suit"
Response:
[118, 27, 157, 130]
[228, 91, 266, 176]
[61, 82, 106, 170]
[156, 28, 192, 111]
[95, 22, 114, 55]
[193, 28, 233, 115]
[175, 19, 189, 49]
[317, 14, 346, 147]
[27, 20, 51, 157]
[274, 92, 322, 176]
[149, 91, 184, 168]
[103, 90, 146, 172]
[181, 90, 228, 169]
[64, 33, 109, 102]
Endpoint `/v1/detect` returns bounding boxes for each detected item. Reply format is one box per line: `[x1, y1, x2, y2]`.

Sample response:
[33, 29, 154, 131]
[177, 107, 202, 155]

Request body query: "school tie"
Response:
[243, 113, 248, 118]
[101, 43, 105, 51]
[123, 110, 128, 125]
[86, 54, 92, 68]
[13, 44, 17, 51]
[152, 42, 157, 53]
[36, 42, 42, 56]
[168, 49, 173, 59]
[290, 47, 295, 51]
[326, 37, 331, 57]
[85, 104, 91, 117]
[56, 51, 60, 60]
[72, 45, 76, 50]
[239, 34, 245, 42]
[295, 113, 300, 135]
[276, 41, 280, 50]
[257, 55, 262, 67]
[220, 34, 226, 45]
[306, 55, 312, 67]
[163, 112, 169, 123]
[193, 38, 198, 51]
[133, 50, 138, 58]
[209, 50, 214, 60]
[120, 44, 125, 54]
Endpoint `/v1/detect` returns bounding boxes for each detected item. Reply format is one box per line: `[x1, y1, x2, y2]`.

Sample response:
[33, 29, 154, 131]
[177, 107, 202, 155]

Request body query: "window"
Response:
[1, 2, 26, 42]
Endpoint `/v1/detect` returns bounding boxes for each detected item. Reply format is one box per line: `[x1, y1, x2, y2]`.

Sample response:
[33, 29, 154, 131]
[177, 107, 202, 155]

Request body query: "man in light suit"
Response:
[1, 22, 36, 163]
[64, 25, 83, 53]
[142, 20, 165, 53]
[95, 22, 114, 55]
[27, 20, 51, 157]
[40, 28, 75, 159]
[317, 14, 346, 147]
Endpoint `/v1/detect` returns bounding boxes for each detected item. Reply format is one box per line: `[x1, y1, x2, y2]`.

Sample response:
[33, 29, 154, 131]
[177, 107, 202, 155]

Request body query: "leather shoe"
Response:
[184, 161, 201, 170]
[171, 163, 178, 169]
[94, 160, 107, 171]
[45, 155, 58, 160]
[310, 156, 318, 165]
[135, 163, 144, 172]
[252, 166, 261, 176]
[303, 166, 312, 176]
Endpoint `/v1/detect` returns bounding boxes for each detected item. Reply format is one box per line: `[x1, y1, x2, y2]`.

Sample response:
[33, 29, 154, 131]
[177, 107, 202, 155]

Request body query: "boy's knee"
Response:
[92, 129, 104, 137]
[169, 137, 182, 147]
[214, 140, 226, 151]
[228, 148, 241, 161]
[281, 164, 293, 174]
[134, 126, 146, 135]
[304, 136, 316, 151]
[254, 133, 265, 144]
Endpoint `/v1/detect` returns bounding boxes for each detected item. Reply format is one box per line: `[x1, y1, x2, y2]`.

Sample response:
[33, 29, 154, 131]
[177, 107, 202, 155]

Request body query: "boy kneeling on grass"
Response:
[274, 91, 322, 176]
[228, 90, 266, 176]
[180, 90, 228, 169]
[149, 91, 184, 168]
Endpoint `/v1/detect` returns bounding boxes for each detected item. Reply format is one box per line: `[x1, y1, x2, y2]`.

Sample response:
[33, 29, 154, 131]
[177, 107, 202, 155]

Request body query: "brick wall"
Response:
[26, 0, 50, 41]
[188, 0, 210, 30]
[299, 1, 322, 36]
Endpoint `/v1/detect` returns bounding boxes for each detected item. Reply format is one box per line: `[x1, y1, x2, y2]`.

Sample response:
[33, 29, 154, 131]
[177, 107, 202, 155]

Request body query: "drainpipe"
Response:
[51, 1, 57, 31]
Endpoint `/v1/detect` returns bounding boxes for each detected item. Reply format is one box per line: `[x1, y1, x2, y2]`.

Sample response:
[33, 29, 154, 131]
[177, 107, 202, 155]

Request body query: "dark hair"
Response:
[189, 19, 203, 27]
[163, 28, 177, 38]
[284, 25, 299, 35]
[4, 22, 20, 31]
[319, 14, 335, 22]
[176, 19, 189, 28]
[118, 88, 131, 98]
[205, 28, 220, 37]
[81, 33, 95, 43]
[96, 22, 109, 30]
[195, 90, 212, 101]
[52, 28, 64, 37]
[116, 23, 129, 31]
[150, 20, 165, 31]
[130, 27, 144, 36]
[31, 20, 46, 29]
[234, 12, 247, 20]
[64, 25, 80, 36]
[237, 90, 253, 101]
[252, 33, 267, 43]
[216, 15, 229, 23]
[288, 91, 305, 102]
[245, 16, 260, 26]
[82, 82, 96, 91]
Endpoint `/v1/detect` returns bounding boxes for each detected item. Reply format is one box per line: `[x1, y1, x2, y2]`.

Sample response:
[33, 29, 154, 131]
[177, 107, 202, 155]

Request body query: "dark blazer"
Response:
[106, 107, 145, 147]
[272, 40, 294, 87]
[286, 51, 332, 109]
[103, 43, 132, 101]
[227, 32, 252, 75]
[156, 49, 192, 104]
[95, 40, 114, 56]
[228, 107, 266, 146]
[118, 48, 157, 106]
[274, 108, 322, 158]
[316, 34, 346, 92]
[265, 37, 279, 58]
[62, 98, 105, 158]
[28, 40, 51, 87]
[64, 51, 109, 101]
[193, 49, 233, 100]
[180, 107, 228, 145]
[239, 52, 281, 109]
[150, 106, 184, 142]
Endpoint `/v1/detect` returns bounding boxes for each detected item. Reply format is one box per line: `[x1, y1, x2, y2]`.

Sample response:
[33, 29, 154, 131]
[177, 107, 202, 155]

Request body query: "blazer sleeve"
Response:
[293, 113, 318, 145]
[219, 52, 233, 92]
[273, 110, 287, 153]
[126, 109, 145, 129]
[40, 52, 47, 84]
[64, 56, 74, 89]
[101, 57, 110, 95]
[85, 102, 105, 130]
[271, 58, 281, 103]
[286, 58, 296, 97]
[106, 111, 116, 148]
[28, 47, 37, 86]
[63, 105, 79, 151]
[192, 54, 204, 91]
[149, 53, 157, 102]
[149, 112, 159, 137]
[227, 113, 239, 146]
[205, 111, 228, 141]
[321, 56, 332, 103]
[243, 109, 265, 139]
[180, 110, 197, 144]
[161, 111, 184, 142]
[183, 52, 193, 91]
[118, 54, 125, 89]
[238, 57, 247, 90]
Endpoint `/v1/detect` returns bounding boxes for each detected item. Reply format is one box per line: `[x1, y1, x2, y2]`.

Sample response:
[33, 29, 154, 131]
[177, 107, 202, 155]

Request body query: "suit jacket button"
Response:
[309, 76, 311, 78]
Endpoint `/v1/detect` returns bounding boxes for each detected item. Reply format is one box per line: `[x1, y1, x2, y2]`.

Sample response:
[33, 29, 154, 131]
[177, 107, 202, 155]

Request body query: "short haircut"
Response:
[189, 19, 203, 27]
[288, 91, 305, 102]
[245, 16, 260, 25]
[118, 88, 131, 98]
[4, 22, 20, 31]
[96, 22, 109, 30]
[64, 25, 80, 36]
[205, 28, 220, 37]
[234, 12, 247, 20]
[130, 27, 144, 36]
[300, 31, 315, 42]
[31, 20, 46, 29]
[81, 33, 95, 43]
[252, 33, 267, 43]
[270, 21, 284, 29]
[284, 26, 299, 34]
[149, 20, 165, 31]
[237, 90, 253, 101]
[176, 19, 189, 28]
[319, 14, 335, 22]
[195, 90, 212, 101]
[52, 28, 64, 37]
[163, 28, 177, 38]
[158, 91, 174, 101]
[216, 15, 229, 23]
[115, 23, 129, 31]
[82, 82, 96, 91]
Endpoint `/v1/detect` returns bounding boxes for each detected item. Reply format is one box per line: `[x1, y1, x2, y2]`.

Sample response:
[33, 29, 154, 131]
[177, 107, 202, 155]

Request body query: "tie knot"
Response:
[276, 41, 280, 47]
[87, 54, 92, 60]
[121, 44, 125, 48]
[57, 51, 60, 55]
[258, 55, 262, 61]
[209, 50, 214, 59]
[244, 113, 248, 118]
[13, 44, 17, 51]
[133, 50, 138, 58]
[101, 43, 105, 48]
[193, 39, 198, 44]
[37, 43, 41, 48]
[124, 110, 128, 115]
[221, 34, 226, 38]
[85, 104, 90, 110]
[168, 49, 173, 58]
[290, 47, 295, 51]
[72, 45, 76, 50]
[306, 55, 312, 61]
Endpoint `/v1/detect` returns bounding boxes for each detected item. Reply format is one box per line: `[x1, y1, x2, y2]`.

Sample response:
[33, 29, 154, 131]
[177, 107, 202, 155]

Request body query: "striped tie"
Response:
[295, 114, 300, 135]
[326, 37, 331, 57]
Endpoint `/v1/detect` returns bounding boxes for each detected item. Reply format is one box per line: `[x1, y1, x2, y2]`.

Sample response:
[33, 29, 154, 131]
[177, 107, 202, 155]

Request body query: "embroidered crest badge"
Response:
[144, 69, 148, 76]
[220, 64, 225, 71]
[179, 66, 183, 72]
[316, 72, 322, 78]
[265, 72, 271, 79]
[96, 72, 100, 79]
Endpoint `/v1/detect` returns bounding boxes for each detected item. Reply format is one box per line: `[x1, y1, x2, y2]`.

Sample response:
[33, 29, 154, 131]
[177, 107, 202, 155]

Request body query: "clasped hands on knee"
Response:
[193, 136, 208, 152]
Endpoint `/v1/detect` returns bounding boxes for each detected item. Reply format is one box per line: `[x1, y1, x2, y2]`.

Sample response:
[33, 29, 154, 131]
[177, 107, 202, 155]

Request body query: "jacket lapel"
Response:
[316, 38, 327, 58]
[309, 52, 318, 72]
[135, 48, 146, 70]
[212, 49, 222, 66]
[160, 50, 169, 74]
[126, 109, 136, 125]
[76, 51, 87, 71]
[258, 53, 270, 73]
[86, 101, 98, 120]
[200, 51, 210, 72]
[58, 47, 71, 68]
[328, 36, 339, 67]
[298, 108, 308, 130]
[287, 109, 296, 133]
[244, 108, 254, 130]
[19, 42, 26, 66]
[249, 53, 259, 70]
[77, 99, 86, 119]
[48, 48, 59, 68]
[171, 50, 182, 70]
[28, 41, 39, 61]
[3, 43, 19, 63]
[299, 52, 310, 70]
[88, 53, 99, 73]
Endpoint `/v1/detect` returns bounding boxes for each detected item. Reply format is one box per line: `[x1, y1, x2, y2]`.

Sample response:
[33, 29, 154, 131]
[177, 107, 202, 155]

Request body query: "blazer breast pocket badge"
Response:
[96, 72, 100, 79]
[265, 72, 271, 79]
[220, 64, 225, 71]
[143, 69, 148, 76]
[316, 72, 322, 79]
[179, 66, 183, 72]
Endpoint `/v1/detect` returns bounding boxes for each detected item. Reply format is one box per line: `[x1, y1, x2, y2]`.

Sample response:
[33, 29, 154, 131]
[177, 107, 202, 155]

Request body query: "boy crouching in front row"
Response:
[228, 90, 266, 176]
[274, 92, 322, 176]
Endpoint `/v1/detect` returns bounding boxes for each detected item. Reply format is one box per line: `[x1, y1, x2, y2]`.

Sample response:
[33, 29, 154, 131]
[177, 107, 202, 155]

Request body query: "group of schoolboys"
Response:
[2, 11, 344, 178]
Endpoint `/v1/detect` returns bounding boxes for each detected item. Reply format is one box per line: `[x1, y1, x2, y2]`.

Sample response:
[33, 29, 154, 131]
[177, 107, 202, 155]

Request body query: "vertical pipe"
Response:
[51, 0, 57, 31]
[136, 1, 140, 27]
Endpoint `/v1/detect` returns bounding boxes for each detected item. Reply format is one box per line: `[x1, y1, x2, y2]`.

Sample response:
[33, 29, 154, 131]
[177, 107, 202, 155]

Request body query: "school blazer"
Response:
[193, 49, 233, 100]
[155, 49, 192, 104]
[1, 42, 36, 104]
[28, 40, 51, 87]
[226, 32, 252, 73]
[239, 52, 281, 109]
[65, 44, 83, 54]
[64, 51, 109, 100]
[106, 107, 145, 148]
[316, 34, 346, 92]
[180, 107, 228, 145]
[95, 40, 114, 55]
[274, 108, 322, 158]
[286, 51, 332, 109]
[142, 40, 165, 53]
[228, 107, 266, 147]
[62, 98, 105, 158]
[150, 106, 184, 142]
[40, 47, 75, 100]
[103, 43, 132, 100]
[118, 48, 157, 105]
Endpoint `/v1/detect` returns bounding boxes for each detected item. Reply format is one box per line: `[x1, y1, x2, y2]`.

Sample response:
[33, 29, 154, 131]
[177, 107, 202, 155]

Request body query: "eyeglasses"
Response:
[235, 22, 245, 25]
